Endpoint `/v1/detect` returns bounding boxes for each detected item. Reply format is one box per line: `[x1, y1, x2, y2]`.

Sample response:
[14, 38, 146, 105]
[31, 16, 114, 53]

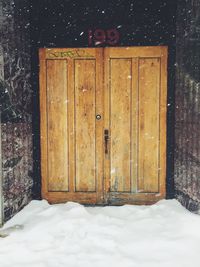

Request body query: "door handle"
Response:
[104, 129, 109, 154]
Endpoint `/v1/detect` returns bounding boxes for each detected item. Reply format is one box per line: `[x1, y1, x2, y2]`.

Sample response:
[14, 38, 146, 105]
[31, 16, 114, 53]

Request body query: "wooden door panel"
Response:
[40, 48, 104, 203]
[110, 59, 132, 192]
[138, 58, 160, 193]
[46, 60, 69, 191]
[104, 47, 167, 204]
[75, 60, 96, 192]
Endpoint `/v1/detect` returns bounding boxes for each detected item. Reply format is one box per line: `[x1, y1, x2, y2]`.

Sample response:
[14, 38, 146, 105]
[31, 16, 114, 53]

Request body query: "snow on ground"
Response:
[0, 200, 200, 267]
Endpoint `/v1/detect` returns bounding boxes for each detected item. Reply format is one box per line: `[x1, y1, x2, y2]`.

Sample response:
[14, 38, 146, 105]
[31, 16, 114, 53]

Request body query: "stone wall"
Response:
[0, 0, 33, 222]
[175, 0, 200, 211]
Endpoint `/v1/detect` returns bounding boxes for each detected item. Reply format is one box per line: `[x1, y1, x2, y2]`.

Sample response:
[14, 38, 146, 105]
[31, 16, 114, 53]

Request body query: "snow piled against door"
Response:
[0, 200, 200, 267]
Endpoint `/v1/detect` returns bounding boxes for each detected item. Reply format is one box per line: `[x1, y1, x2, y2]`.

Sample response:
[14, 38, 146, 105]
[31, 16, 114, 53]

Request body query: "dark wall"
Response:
[0, 0, 33, 221]
[175, 0, 200, 211]
[31, 0, 177, 199]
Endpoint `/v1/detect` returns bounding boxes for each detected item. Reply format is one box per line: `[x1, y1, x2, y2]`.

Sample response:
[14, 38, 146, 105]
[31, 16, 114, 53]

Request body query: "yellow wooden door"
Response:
[104, 47, 167, 204]
[39, 48, 104, 204]
[39, 46, 167, 205]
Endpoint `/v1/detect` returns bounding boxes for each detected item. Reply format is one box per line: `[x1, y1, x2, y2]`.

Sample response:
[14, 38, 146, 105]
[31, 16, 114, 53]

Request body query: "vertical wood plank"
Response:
[103, 48, 111, 198]
[110, 59, 132, 192]
[131, 58, 139, 192]
[138, 58, 160, 192]
[68, 59, 75, 193]
[159, 47, 168, 197]
[75, 59, 96, 192]
[47, 60, 69, 191]
[39, 49, 48, 198]
[95, 49, 104, 202]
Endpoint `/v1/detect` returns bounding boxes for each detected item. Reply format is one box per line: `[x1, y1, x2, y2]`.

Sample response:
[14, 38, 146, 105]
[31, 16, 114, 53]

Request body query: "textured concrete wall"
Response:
[0, 0, 33, 222]
[175, 0, 200, 211]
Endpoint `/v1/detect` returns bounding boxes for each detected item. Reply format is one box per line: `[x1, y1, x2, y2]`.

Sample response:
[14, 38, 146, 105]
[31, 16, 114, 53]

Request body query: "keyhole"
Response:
[96, 114, 101, 120]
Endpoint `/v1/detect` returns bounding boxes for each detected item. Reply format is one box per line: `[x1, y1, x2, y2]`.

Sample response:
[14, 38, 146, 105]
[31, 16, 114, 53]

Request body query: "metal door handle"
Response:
[104, 129, 109, 154]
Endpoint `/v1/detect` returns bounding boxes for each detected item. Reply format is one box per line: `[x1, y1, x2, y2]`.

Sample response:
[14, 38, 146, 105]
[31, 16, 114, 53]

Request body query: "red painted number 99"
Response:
[88, 29, 120, 46]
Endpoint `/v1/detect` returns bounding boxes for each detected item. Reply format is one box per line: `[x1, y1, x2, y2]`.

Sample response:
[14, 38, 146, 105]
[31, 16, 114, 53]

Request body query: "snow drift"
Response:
[0, 199, 200, 267]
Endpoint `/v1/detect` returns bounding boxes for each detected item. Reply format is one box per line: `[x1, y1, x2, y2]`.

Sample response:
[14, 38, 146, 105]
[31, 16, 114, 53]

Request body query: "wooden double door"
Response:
[39, 47, 167, 205]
